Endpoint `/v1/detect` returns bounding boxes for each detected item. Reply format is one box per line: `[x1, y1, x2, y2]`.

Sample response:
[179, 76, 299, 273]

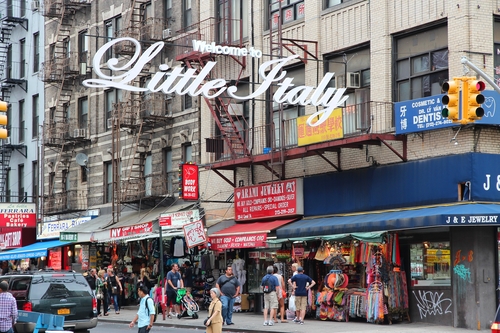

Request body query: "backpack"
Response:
[145, 296, 157, 322]
[262, 275, 275, 294]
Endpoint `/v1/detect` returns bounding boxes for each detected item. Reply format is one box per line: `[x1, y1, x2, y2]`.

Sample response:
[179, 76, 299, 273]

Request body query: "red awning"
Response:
[209, 219, 296, 251]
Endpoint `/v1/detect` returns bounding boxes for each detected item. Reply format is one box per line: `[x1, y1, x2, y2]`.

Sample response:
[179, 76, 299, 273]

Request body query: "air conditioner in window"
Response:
[228, 103, 243, 116]
[107, 118, 113, 129]
[31, 0, 40, 10]
[73, 128, 86, 138]
[335, 72, 360, 89]
[162, 28, 173, 39]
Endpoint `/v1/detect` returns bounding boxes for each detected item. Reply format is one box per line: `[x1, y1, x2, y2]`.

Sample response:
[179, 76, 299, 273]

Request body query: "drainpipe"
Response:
[250, 0, 255, 186]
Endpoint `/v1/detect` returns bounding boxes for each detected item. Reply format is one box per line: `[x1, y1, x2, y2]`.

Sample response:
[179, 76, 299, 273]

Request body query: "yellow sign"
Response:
[297, 108, 343, 146]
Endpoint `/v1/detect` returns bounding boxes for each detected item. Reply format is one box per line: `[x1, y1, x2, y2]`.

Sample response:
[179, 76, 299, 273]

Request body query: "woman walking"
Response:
[106, 267, 123, 314]
[97, 269, 109, 316]
[204, 288, 223, 333]
[273, 265, 287, 323]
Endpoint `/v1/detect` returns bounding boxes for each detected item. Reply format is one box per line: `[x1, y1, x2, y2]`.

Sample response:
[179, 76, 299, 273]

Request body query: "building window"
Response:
[20, 39, 25, 78]
[164, 149, 173, 194]
[183, 0, 192, 28]
[81, 165, 87, 183]
[48, 172, 55, 196]
[33, 32, 39, 73]
[78, 30, 89, 65]
[6, 45, 12, 79]
[104, 162, 112, 203]
[267, 0, 304, 30]
[217, 0, 248, 43]
[165, 0, 172, 22]
[78, 97, 88, 129]
[32, 161, 38, 200]
[410, 241, 450, 286]
[105, 16, 122, 60]
[105, 89, 121, 131]
[183, 143, 193, 163]
[183, 94, 192, 110]
[32, 94, 39, 138]
[19, 100, 24, 143]
[395, 25, 448, 102]
[324, 0, 352, 9]
[63, 102, 70, 123]
[20, 0, 26, 16]
[18, 164, 24, 202]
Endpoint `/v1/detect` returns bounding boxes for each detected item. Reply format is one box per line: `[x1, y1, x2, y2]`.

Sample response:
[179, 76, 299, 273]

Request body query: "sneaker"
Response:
[263, 321, 268, 326]
[300, 321, 304, 325]
[268, 320, 274, 326]
[293, 317, 299, 323]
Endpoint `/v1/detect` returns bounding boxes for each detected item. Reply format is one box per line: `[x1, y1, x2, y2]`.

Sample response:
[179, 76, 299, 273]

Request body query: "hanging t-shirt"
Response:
[173, 237, 185, 257]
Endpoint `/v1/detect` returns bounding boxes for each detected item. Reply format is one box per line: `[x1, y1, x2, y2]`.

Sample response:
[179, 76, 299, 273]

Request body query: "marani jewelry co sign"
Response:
[82, 38, 348, 127]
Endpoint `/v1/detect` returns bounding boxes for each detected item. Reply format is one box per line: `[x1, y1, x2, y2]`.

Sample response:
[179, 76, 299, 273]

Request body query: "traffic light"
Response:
[442, 80, 460, 121]
[466, 79, 485, 121]
[0, 101, 8, 139]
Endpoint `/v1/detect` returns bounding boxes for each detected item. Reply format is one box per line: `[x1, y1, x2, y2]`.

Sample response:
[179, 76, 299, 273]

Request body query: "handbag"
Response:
[203, 317, 210, 326]
[112, 286, 119, 295]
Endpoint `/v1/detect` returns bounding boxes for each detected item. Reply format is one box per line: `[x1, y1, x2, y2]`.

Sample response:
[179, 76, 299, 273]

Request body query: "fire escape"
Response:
[181, 3, 407, 187]
[175, 17, 249, 182]
[41, 0, 91, 214]
[0, 2, 28, 201]
[111, 0, 170, 215]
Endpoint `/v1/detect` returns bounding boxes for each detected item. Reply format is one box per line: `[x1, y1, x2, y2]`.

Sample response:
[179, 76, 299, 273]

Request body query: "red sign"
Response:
[210, 233, 267, 251]
[109, 222, 153, 239]
[183, 220, 207, 248]
[0, 203, 37, 228]
[181, 163, 199, 200]
[234, 179, 303, 221]
[0, 228, 23, 248]
[49, 248, 62, 270]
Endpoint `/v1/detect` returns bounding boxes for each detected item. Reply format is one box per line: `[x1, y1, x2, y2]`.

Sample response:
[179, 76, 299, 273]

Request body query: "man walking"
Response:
[0, 281, 17, 333]
[129, 285, 155, 333]
[261, 266, 280, 326]
[216, 265, 240, 325]
[290, 267, 316, 325]
[166, 263, 183, 318]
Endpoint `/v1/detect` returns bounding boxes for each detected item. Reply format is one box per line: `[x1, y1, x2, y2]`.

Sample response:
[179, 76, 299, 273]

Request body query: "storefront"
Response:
[273, 152, 500, 330]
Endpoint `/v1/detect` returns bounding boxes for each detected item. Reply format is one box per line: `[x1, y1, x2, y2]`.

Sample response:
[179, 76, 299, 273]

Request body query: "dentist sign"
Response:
[82, 38, 348, 127]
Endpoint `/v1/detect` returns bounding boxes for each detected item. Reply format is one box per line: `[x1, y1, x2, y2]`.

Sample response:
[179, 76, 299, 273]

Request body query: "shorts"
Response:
[137, 326, 150, 333]
[166, 289, 179, 306]
[263, 291, 278, 309]
[295, 296, 307, 311]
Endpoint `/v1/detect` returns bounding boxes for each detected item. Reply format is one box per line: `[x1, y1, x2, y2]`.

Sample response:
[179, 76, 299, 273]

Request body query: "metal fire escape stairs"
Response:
[0, 6, 28, 200]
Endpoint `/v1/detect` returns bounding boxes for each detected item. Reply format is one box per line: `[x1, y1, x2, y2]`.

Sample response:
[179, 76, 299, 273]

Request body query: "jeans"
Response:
[111, 293, 120, 312]
[0, 328, 14, 333]
[220, 295, 236, 324]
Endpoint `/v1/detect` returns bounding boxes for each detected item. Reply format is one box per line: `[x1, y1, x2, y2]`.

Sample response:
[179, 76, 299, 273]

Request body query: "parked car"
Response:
[0, 270, 98, 333]
[492, 304, 500, 333]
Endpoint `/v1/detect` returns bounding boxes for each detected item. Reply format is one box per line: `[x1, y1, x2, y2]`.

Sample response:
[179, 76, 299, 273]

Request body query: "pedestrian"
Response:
[166, 263, 183, 318]
[182, 261, 193, 294]
[86, 269, 97, 290]
[261, 265, 280, 326]
[0, 280, 17, 333]
[129, 285, 155, 333]
[138, 268, 152, 290]
[290, 266, 316, 325]
[106, 267, 123, 314]
[204, 288, 223, 333]
[96, 269, 109, 316]
[216, 265, 240, 326]
[272, 265, 287, 323]
[287, 263, 299, 320]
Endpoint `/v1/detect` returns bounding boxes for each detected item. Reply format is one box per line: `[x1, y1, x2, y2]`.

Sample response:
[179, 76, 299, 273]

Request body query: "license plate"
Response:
[57, 308, 70, 315]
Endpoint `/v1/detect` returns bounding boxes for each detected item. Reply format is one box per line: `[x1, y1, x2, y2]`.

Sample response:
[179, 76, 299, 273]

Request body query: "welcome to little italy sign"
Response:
[83, 38, 348, 127]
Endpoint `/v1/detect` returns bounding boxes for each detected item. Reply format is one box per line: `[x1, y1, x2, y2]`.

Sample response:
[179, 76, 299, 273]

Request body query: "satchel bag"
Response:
[203, 317, 211, 326]
[112, 286, 119, 295]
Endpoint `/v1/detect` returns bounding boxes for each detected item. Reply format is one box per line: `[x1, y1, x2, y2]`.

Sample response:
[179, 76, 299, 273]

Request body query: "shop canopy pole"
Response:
[159, 223, 166, 320]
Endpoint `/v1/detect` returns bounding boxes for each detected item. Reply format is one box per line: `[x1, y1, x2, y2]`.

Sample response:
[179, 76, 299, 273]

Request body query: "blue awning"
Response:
[276, 203, 500, 239]
[0, 240, 71, 261]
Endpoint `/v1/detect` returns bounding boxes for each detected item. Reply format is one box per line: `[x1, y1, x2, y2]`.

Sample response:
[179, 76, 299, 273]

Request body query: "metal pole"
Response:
[461, 56, 500, 94]
[159, 224, 165, 320]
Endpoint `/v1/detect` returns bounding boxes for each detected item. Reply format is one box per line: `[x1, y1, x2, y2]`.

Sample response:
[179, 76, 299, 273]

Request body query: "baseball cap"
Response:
[297, 266, 304, 272]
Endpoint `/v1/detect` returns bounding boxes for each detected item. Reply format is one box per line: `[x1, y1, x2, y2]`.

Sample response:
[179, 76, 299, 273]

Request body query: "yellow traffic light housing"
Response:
[0, 101, 7, 139]
[464, 79, 485, 122]
[442, 80, 460, 121]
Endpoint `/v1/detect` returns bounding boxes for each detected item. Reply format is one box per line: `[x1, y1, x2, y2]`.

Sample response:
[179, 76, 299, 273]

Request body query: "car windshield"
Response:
[30, 275, 92, 299]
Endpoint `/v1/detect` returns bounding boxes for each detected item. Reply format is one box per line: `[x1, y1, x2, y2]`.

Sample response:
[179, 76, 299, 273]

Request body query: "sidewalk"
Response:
[98, 305, 491, 333]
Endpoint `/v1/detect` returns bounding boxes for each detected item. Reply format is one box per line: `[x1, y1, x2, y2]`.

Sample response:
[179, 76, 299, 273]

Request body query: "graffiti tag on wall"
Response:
[412, 290, 452, 319]
[453, 249, 473, 298]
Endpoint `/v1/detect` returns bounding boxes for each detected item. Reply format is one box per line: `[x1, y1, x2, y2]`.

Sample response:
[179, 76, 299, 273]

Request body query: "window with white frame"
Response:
[217, 0, 248, 43]
[267, 0, 304, 30]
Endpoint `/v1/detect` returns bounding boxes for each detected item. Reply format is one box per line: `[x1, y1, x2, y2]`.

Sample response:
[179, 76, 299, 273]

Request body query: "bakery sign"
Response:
[82, 38, 349, 128]
[0, 203, 36, 228]
[234, 178, 304, 221]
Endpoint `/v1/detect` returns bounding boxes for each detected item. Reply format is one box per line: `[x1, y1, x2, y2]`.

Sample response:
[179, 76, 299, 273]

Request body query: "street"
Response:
[95, 322, 203, 333]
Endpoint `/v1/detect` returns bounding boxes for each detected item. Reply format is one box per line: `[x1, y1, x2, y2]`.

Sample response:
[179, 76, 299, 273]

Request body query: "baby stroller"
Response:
[176, 288, 199, 319]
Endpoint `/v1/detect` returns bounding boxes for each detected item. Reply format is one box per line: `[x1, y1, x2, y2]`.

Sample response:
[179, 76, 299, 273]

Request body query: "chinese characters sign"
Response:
[210, 233, 267, 251]
[297, 108, 343, 146]
[183, 220, 206, 248]
[234, 179, 303, 221]
[0, 203, 36, 228]
[181, 163, 199, 201]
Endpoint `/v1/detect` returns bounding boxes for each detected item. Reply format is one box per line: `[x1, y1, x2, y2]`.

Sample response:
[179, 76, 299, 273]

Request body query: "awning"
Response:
[0, 240, 71, 261]
[209, 219, 296, 251]
[276, 203, 500, 239]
